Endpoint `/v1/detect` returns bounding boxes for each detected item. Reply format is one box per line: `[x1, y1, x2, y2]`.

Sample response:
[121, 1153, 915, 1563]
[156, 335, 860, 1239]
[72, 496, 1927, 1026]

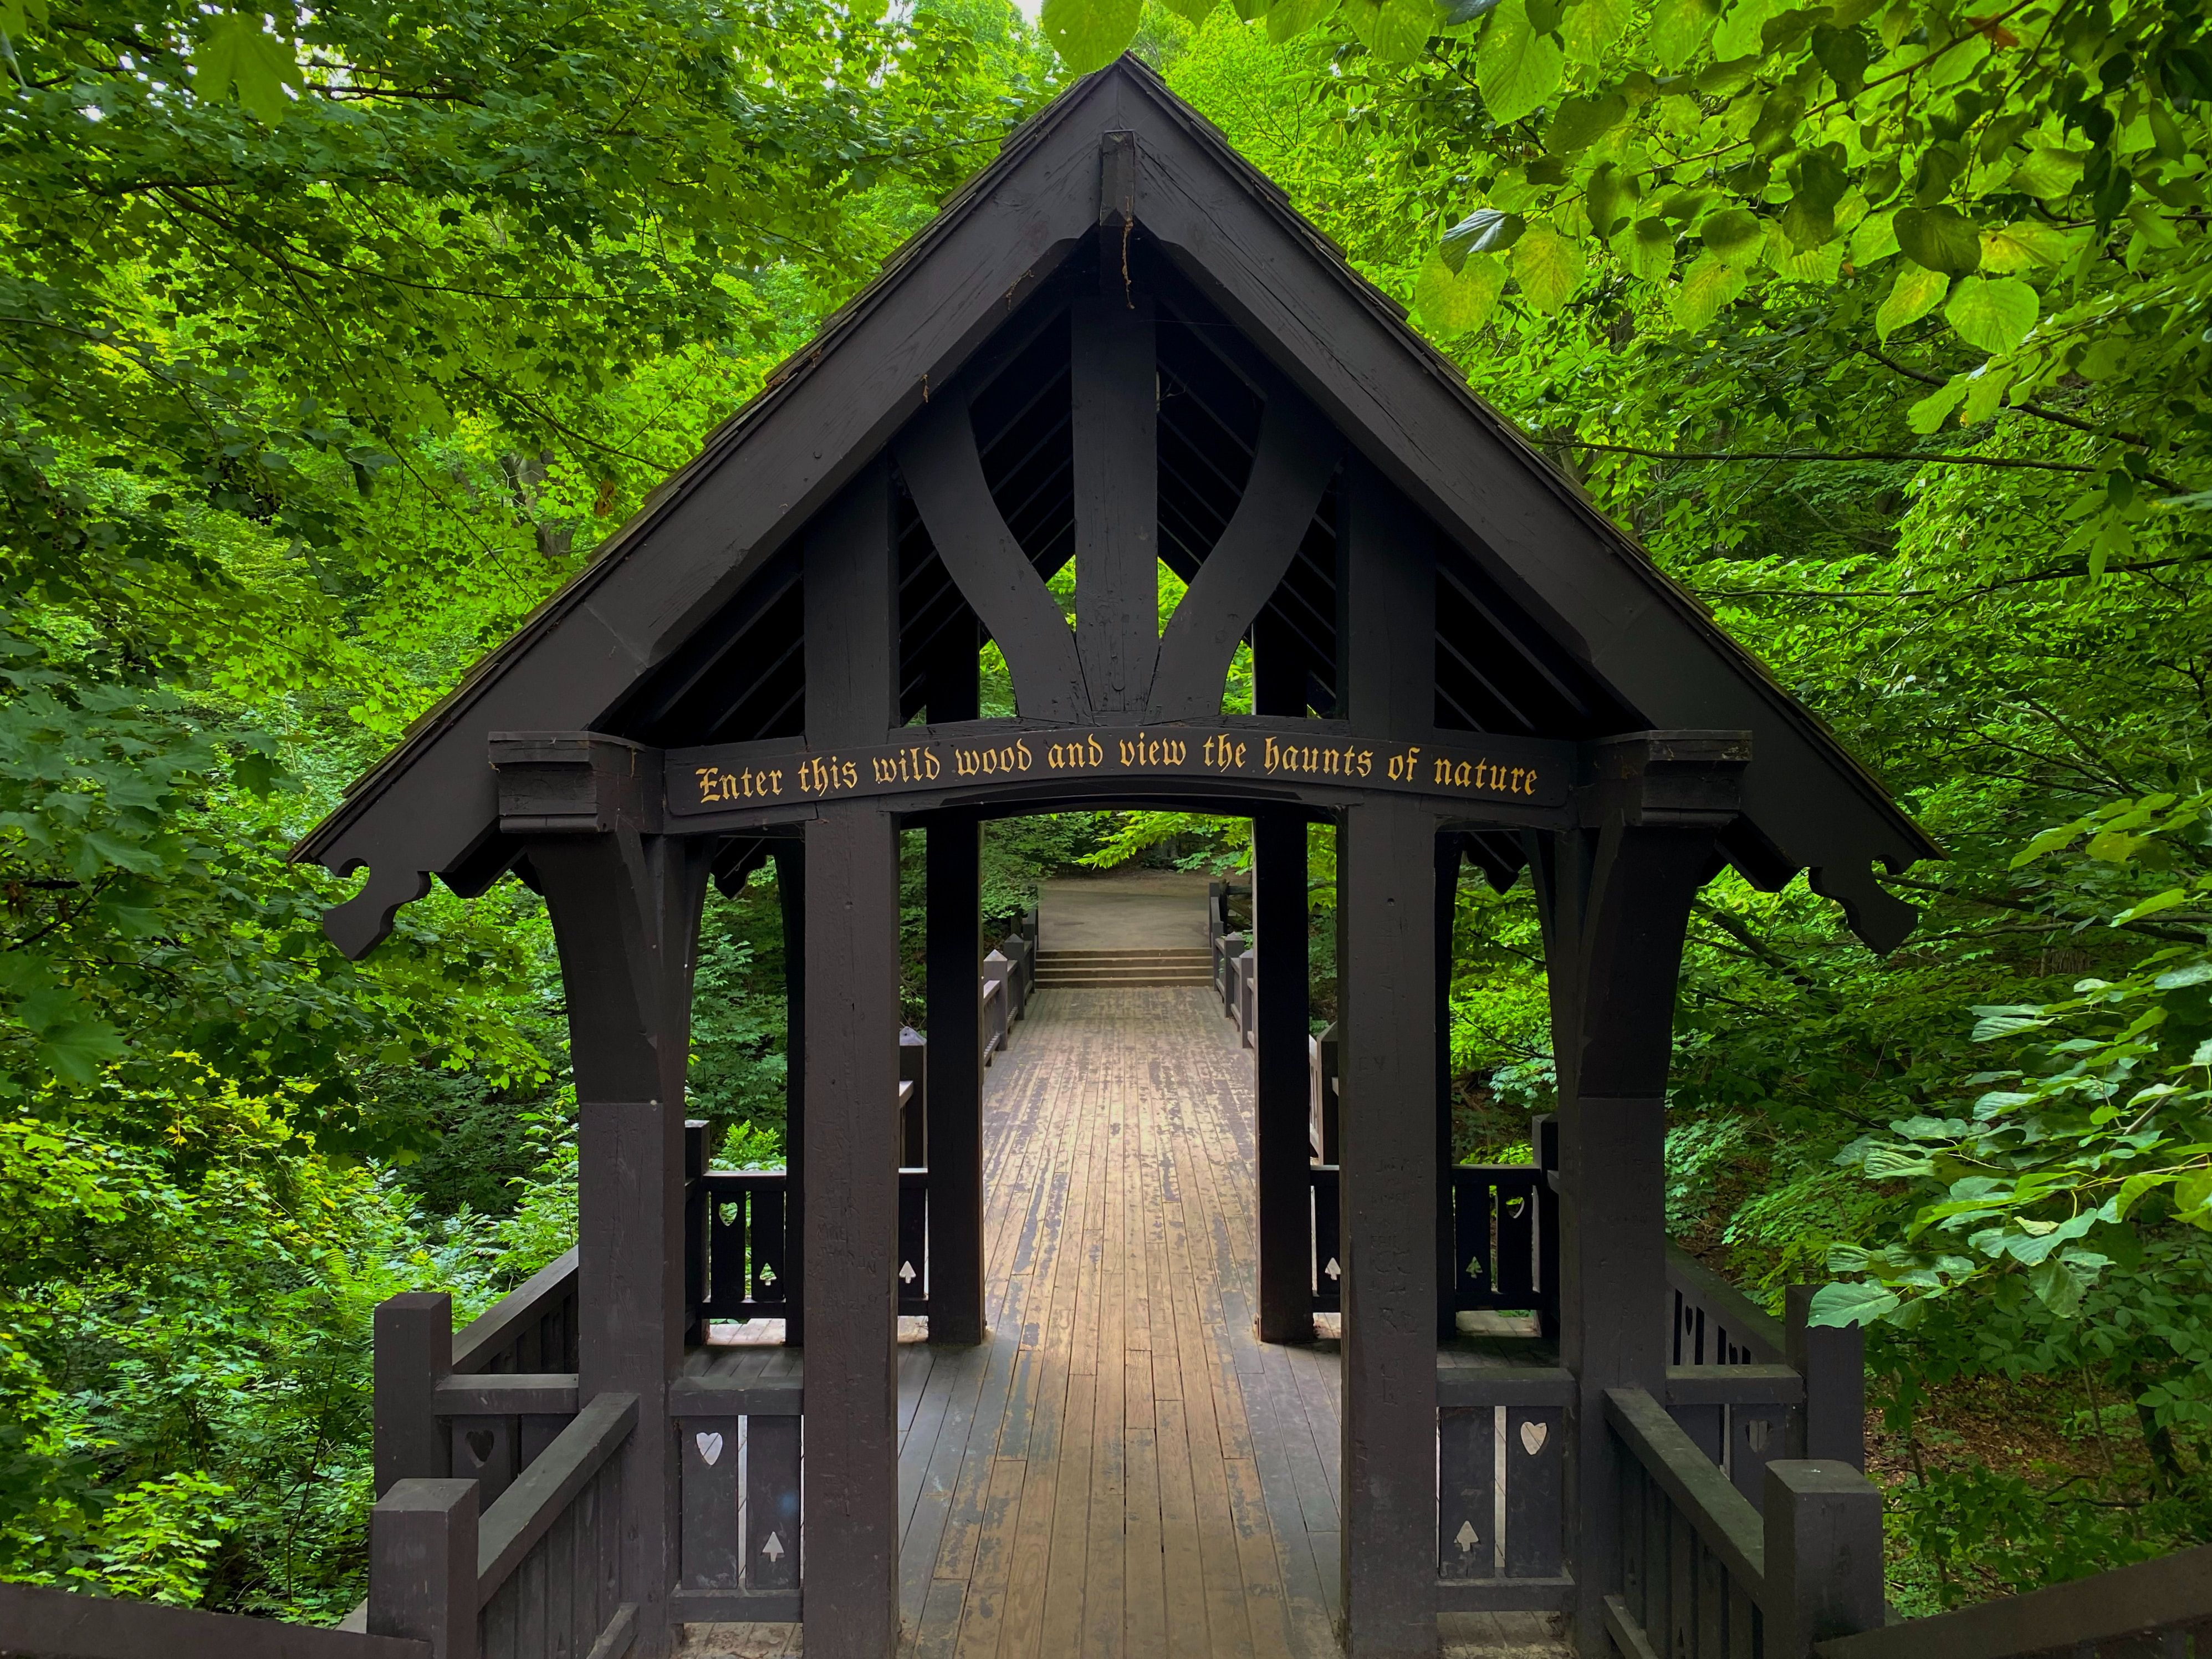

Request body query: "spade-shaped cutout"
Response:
[696, 1431, 724, 1467]
[1519, 1419, 1549, 1457]
[1324, 1257, 1341, 1280]
[761, 1531, 786, 1563]
[899, 1261, 917, 1284]
[1454, 1520, 1479, 1554]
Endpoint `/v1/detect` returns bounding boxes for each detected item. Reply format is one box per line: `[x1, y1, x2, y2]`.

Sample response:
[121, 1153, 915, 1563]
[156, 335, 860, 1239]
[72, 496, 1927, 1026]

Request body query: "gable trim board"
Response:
[293, 56, 1937, 959]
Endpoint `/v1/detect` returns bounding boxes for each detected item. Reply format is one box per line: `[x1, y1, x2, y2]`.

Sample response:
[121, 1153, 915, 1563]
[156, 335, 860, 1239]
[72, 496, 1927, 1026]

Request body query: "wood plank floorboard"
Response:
[678, 986, 1571, 1659]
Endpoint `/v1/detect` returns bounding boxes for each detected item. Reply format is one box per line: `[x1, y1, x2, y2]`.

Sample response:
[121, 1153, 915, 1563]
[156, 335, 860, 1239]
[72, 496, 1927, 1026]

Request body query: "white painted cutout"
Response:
[762, 1532, 786, 1562]
[1324, 1257, 1341, 1281]
[1455, 1521, 1479, 1554]
[900, 1261, 917, 1284]
[696, 1431, 724, 1467]
[1520, 1420, 1549, 1456]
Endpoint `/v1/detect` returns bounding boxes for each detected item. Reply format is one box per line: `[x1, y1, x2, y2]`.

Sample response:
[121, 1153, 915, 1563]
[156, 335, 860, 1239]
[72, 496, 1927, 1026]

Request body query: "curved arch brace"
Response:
[893, 394, 1091, 725]
[1148, 394, 1339, 721]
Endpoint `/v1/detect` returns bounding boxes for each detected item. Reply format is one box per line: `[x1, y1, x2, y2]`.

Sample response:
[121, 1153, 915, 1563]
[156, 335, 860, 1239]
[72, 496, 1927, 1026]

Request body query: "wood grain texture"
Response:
[895, 394, 1089, 725]
[1069, 293, 1158, 717]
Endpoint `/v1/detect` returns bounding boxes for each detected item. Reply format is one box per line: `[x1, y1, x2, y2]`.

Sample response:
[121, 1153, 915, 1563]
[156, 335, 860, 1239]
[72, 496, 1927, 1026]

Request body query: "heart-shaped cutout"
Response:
[719, 1201, 742, 1227]
[464, 1428, 495, 1467]
[696, 1431, 724, 1467]
[1519, 1420, 1549, 1457]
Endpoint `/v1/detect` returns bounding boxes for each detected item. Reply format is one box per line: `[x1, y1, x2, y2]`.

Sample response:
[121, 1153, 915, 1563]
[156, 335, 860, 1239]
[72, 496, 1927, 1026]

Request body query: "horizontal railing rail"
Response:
[452, 1247, 580, 1377]
[1815, 1541, 2212, 1659]
[0, 1581, 427, 1659]
[1606, 1385, 1883, 1659]
[367, 1392, 640, 1659]
[1668, 1241, 1785, 1367]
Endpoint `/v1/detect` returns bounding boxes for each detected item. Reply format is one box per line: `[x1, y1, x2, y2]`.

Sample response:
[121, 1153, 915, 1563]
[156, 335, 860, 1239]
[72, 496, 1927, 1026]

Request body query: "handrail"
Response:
[476, 1391, 638, 1601]
[1666, 1242, 1784, 1365]
[452, 1245, 579, 1375]
[1604, 1385, 1766, 1590]
[0, 1581, 428, 1659]
[1814, 1543, 2212, 1659]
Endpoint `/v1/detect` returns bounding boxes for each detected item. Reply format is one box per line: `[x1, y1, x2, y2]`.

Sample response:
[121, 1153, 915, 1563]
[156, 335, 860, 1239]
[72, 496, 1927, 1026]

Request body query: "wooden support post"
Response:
[799, 456, 901, 1657]
[925, 814, 984, 1344]
[801, 804, 902, 1657]
[1254, 806, 1313, 1344]
[374, 1292, 452, 1497]
[1337, 795, 1440, 1658]
[1530, 732, 1746, 1655]
[369, 1478, 478, 1659]
[1787, 1287, 1867, 1469]
[1070, 288, 1158, 716]
[1436, 835, 1462, 1341]
[773, 842, 805, 1345]
[1762, 1461, 1884, 1659]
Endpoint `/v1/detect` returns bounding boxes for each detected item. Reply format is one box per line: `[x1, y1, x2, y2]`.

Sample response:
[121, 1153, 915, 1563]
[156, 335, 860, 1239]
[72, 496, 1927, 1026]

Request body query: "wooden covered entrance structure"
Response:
[297, 57, 1937, 1659]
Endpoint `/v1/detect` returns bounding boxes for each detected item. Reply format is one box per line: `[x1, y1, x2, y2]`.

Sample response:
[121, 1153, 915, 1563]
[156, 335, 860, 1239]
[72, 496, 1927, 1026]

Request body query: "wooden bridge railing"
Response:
[365, 1391, 640, 1659]
[0, 1581, 426, 1659]
[1816, 1541, 2212, 1659]
[1606, 1386, 1883, 1659]
[1435, 1361, 1571, 1609]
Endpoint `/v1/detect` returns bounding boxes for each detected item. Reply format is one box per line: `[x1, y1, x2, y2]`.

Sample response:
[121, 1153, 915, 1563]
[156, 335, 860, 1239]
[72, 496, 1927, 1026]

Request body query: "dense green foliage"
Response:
[4, 0, 2211, 1622]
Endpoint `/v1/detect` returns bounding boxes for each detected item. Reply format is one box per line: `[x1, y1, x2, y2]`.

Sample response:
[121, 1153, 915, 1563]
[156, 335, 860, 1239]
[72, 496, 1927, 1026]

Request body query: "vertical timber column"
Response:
[1337, 798, 1440, 1657]
[1337, 455, 1439, 1657]
[773, 843, 806, 1346]
[802, 458, 901, 1657]
[514, 736, 712, 1658]
[1070, 284, 1158, 716]
[925, 625, 984, 1345]
[1531, 734, 1746, 1653]
[924, 808, 985, 1342]
[1253, 613, 1313, 1344]
[1435, 836, 1463, 1341]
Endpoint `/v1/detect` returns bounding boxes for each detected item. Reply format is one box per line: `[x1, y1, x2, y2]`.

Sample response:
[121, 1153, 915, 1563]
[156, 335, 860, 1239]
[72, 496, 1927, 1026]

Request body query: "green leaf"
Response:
[1943, 274, 2037, 355]
[1876, 264, 1949, 343]
[1806, 1282, 1899, 1327]
[1512, 224, 1584, 313]
[1699, 207, 1765, 266]
[1669, 252, 1746, 330]
[2012, 147, 2087, 201]
[1546, 90, 1626, 154]
[1478, 0, 1565, 124]
[1892, 206, 1981, 277]
[1648, 0, 1720, 67]
[1266, 0, 1341, 39]
[2027, 1256, 2084, 1316]
[1980, 222, 2076, 273]
[1615, 216, 1675, 279]
[1781, 147, 1848, 249]
[39, 1020, 126, 1085]
[1442, 207, 1525, 270]
[2111, 889, 2188, 926]
[196, 13, 301, 123]
[1561, 0, 1631, 61]
[1415, 249, 1506, 333]
[1346, 0, 1437, 62]
[1850, 210, 1899, 267]
[1041, 0, 1142, 72]
[1157, 0, 1217, 20]
[0, 0, 49, 36]
[1710, 0, 1780, 60]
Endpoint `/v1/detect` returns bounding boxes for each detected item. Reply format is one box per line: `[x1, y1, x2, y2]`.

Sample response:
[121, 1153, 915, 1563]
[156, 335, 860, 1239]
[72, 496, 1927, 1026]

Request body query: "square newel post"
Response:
[926, 809, 986, 1344]
[1337, 795, 1441, 1657]
[499, 733, 713, 1658]
[800, 456, 902, 1658]
[1531, 732, 1748, 1654]
[1253, 805, 1312, 1344]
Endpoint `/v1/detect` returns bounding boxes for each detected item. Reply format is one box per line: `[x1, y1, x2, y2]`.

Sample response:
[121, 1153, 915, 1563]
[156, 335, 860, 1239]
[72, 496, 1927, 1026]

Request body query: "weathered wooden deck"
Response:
[684, 987, 1570, 1658]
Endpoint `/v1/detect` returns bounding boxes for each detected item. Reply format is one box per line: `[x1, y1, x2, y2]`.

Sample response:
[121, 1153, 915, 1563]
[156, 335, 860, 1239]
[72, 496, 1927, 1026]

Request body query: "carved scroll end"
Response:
[1809, 861, 1918, 956]
[323, 861, 433, 959]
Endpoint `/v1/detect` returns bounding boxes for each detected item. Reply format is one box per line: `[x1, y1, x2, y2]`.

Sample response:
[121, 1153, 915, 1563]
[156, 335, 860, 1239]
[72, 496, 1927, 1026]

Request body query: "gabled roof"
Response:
[295, 54, 1934, 955]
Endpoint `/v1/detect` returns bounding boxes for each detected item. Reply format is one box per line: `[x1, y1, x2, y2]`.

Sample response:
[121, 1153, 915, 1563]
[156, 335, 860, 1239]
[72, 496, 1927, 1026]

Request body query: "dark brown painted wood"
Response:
[370, 1479, 479, 1659]
[1764, 1462, 1885, 1659]
[1787, 1286, 1867, 1471]
[1150, 395, 1337, 721]
[0, 1581, 428, 1659]
[925, 811, 986, 1344]
[1534, 734, 1746, 1652]
[799, 805, 902, 1657]
[1435, 835, 1460, 1341]
[375, 1293, 452, 1498]
[1253, 806, 1312, 1345]
[895, 390, 1090, 724]
[1504, 1406, 1565, 1580]
[1070, 289, 1158, 715]
[747, 1414, 804, 1598]
[1336, 794, 1439, 1658]
[772, 843, 805, 1345]
[678, 1414, 740, 1589]
[1437, 1408, 1495, 1583]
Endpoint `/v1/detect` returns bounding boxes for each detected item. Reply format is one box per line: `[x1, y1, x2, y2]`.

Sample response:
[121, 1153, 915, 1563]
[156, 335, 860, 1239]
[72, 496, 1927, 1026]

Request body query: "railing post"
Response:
[898, 1027, 927, 1167]
[1762, 1461, 1884, 1659]
[370, 1477, 480, 1659]
[1237, 946, 1256, 1047]
[982, 951, 1011, 1058]
[1787, 1286, 1867, 1469]
[685, 1120, 707, 1346]
[375, 1292, 453, 1498]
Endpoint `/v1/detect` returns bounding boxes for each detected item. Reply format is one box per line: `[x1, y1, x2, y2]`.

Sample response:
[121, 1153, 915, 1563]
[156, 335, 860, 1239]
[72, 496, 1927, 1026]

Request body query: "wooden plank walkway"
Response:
[682, 988, 1569, 1658]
